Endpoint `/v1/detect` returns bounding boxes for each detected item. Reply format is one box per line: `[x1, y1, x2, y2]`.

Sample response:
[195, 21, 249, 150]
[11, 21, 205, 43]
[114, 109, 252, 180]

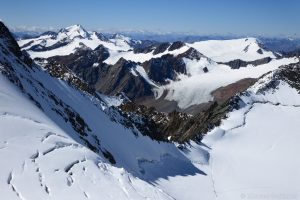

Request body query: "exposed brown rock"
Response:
[212, 78, 257, 103]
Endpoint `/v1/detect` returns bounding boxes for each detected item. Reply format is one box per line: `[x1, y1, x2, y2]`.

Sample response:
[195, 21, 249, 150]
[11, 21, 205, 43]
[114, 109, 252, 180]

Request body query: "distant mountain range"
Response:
[17, 24, 298, 114]
[13, 27, 300, 53]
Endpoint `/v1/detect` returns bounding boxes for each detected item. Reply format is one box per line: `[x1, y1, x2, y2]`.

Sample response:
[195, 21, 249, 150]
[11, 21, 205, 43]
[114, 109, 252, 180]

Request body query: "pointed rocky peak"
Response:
[114, 57, 136, 69]
[92, 31, 108, 41]
[58, 24, 90, 40]
[168, 41, 185, 51]
[178, 47, 206, 61]
[152, 42, 171, 55]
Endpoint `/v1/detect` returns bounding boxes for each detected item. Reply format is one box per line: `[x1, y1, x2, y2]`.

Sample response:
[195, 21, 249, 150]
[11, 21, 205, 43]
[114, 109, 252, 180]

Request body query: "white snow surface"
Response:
[0, 73, 175, 200]
[0, 35, 198, 200]
[104, 45, 190, 65]
[187, 37, 276, 62]
[18, 25, 134, 59]
[155, 75, 300, 200]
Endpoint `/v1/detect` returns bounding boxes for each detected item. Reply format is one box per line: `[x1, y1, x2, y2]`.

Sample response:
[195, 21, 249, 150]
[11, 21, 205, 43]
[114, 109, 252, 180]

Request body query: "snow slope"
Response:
[0, 73, 173, 200]
[188, 38, 276, 62]
[201, 74, 300, 199]
[156, 57, 299, 108]
[155, 66, 300, 200]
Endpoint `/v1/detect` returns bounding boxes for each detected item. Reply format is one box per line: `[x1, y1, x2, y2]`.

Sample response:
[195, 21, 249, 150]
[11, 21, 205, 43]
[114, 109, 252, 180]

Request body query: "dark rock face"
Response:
[0, 21, 33, 66]
[220, 57, 272, 69]
[47, 45, 110, 85]
[153, 42, 170, 55]
[95, 58, 153, 100]
[256, 48, 263, 54]
[119, 98, 238, 143]
[133, 45, 155, 54]
[95, 32, 108, 41]
[168, 41, 185, 51]
[36, 58, 95, 94]
[212, 78, 257, 103]
[40, 31, 57, 38]
[133, 41, 161, 54]
[178, 47, 205, 60]
[203, 67, 209, 73]
[142, 54, 186, 84]
[28, 41, 70, 52]
[0, 21, 23, 58]
[258, 62, 300, 93]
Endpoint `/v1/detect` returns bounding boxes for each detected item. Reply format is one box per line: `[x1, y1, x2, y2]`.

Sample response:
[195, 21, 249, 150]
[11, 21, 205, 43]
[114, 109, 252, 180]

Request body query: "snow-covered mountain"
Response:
[188, 37, 276, 62]
[18, 27, 299, 113]
[0, 21, 196, 200]
[18, 24, 137, 59]
[2, 21, 300, 199]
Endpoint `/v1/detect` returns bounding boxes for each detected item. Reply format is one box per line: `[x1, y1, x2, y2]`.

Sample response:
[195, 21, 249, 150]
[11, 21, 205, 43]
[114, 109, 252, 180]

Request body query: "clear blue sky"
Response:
[0, 0, 299, 36]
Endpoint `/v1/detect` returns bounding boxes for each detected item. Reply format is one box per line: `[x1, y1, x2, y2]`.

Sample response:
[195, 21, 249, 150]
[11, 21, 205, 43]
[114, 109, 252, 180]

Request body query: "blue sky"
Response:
[0, 0, 299, 36]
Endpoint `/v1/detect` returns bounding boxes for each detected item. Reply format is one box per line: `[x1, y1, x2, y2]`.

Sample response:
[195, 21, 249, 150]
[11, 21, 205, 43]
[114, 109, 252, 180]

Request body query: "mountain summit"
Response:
[58, 24, 90, 40]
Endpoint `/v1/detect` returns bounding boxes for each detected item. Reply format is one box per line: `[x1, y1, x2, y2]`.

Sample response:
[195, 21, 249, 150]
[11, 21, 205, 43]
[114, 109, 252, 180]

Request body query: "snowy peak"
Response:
[58, 24, 90, 40]
[110, 33, 130, 41]
[188, 37, 276, 62]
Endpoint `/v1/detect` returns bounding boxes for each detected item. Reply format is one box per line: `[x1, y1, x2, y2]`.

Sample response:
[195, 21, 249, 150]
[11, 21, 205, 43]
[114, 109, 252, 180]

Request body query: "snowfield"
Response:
[0, 74, 174, 200]
[157, 76, 300, 200]
[188, 38, 276, 62]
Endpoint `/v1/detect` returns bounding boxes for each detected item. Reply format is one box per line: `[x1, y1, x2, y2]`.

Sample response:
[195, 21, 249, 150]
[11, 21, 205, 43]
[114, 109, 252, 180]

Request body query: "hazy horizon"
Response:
[1, 0, 300, 37]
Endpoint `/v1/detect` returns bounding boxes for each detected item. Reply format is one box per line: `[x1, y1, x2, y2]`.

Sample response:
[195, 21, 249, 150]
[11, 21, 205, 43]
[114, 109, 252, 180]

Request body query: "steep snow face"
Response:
[109, 34, 133, 50]
[0, 73, 174, 200]
[188, 38, 276, 62]
[156, 57, 299, 108]
[58, 24, 89, 40]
